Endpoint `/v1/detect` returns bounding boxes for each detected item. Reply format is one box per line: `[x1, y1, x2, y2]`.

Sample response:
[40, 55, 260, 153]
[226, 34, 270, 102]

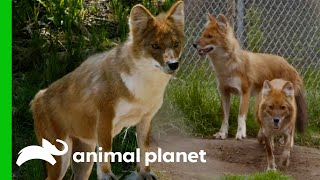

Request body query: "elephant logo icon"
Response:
[16, 139, 68, 166]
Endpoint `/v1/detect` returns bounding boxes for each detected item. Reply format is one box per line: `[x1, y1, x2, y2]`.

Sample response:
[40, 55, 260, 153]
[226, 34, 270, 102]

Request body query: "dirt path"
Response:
[150, 136, 320, 180]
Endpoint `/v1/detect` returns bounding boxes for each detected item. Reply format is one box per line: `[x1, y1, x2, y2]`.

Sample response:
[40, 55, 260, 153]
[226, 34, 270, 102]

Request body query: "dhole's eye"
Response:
[281, 105, 286, 110]
[152, 44, 161, 49]
[206, 34, 213, 38]
[174, 42, 179, 48]
[268, 105, 274, 110]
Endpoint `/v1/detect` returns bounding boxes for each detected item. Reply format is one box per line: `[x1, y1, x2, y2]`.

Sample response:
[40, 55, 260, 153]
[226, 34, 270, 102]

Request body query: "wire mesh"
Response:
[181, 0, 320, 95]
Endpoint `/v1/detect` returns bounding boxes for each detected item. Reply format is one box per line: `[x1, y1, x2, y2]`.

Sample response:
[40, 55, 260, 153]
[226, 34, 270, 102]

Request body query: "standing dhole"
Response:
[193, 14, 307, 140]
[256, 79, 303, 170]
[31, 1, 184, 180]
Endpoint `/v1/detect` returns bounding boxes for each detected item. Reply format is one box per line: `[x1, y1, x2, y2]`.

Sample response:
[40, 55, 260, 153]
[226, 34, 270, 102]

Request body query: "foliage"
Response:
[245, 7, 263, 52]
[111, 0, 177, 41]
[111, 0, 130, 41]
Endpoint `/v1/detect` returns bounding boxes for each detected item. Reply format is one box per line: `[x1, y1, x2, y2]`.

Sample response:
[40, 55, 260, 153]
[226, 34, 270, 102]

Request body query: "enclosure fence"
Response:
[180, 0, 320, 95]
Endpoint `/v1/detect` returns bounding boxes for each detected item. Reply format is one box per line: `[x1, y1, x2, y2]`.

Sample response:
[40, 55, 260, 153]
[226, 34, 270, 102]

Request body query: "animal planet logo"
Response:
[16, 139, 68, 166]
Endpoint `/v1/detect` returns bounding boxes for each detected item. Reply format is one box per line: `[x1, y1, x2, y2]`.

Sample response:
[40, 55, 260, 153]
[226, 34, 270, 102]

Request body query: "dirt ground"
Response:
[150, 135, 320, 180]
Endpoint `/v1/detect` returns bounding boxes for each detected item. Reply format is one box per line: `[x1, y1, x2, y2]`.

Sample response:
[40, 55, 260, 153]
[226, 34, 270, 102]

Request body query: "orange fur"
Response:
[256, 79, 297, 170]
[193, 14, 307, 140]
[31, 1, 184, 180]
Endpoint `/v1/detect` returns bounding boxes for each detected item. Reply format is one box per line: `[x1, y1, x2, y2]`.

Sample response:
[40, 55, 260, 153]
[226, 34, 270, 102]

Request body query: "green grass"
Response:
[220, 171, 292, 180]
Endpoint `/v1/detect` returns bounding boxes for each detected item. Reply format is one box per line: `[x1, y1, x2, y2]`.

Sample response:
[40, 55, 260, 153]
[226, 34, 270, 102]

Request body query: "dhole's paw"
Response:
[235, 130, 246, 140]
[235, 122, 246, 140]
[99, 172, 118, 180]
[124, 171, 138, 180]
[266, 166, 277, 171]
[267, 163, 277, 171]
[214, 132, 228, 139]
[125, 171, 157, 180]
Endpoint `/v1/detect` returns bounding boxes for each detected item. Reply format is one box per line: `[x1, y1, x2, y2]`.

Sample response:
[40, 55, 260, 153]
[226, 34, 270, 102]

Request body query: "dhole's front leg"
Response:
[236, 92, 250, 140]
[125, 116, 157, 180]
[214, 89, 231, 139]
[97, 110, 118, 180]
[128, 115, 157, 180]
[265, 134, 276, 171]
[281, 130, 293, 167]
[257, 128, 265, 144]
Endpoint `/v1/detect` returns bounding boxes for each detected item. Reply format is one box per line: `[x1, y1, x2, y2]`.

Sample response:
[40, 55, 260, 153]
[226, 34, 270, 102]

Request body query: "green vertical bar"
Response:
[0, 0, 12, 179]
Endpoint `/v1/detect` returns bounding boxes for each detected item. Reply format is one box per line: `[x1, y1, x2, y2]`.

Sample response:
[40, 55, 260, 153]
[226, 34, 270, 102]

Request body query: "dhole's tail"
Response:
[30, 89, 46, 111]
[295, 86, 308, 133]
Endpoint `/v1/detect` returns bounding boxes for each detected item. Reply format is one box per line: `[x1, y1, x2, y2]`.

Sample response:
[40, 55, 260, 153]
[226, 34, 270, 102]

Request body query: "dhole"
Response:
[193, 14, 307, 140]
[31, 1, 184, 180]
[256, 79, 302, 170]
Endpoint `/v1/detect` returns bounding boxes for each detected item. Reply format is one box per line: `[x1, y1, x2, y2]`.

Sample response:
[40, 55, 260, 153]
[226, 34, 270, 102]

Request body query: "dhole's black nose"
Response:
[167, 61, 179, 70]
[193, 43, 198, 48]
[273, 118, 280, 123]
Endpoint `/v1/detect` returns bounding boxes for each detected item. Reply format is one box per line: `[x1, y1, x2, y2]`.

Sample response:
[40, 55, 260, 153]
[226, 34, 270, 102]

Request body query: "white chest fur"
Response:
[120, 58, 171, 99]
[227, 77, 242, 92]
[112, 58, 171, 137]
[217, 76, 242, 94]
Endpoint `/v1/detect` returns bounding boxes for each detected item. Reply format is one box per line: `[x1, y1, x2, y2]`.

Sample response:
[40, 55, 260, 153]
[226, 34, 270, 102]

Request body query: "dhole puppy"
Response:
[31, 1, 184, 180]
[256, 79, 303, 170]
[193, 14, 307, 140]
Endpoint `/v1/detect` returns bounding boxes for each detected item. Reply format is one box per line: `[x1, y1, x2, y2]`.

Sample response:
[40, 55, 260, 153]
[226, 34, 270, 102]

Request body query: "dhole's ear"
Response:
[129, 5, 154, 33]
[167, 1, 184, 29]
[262, 80, 272, 96]
[282, 81, 294, 97]
[207, 13, 216, 22]
[216, 14, 228, 31]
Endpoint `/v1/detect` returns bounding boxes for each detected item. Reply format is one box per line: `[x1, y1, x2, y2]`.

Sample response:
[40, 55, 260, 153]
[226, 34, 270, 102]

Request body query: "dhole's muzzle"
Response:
[155, 59, 179, 75]
[192, 41, 215, 56]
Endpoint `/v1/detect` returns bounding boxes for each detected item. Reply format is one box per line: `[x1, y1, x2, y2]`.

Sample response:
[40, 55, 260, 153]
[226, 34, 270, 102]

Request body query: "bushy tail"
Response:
[295, 87, 308, 133]
[30, 89, 46, 111]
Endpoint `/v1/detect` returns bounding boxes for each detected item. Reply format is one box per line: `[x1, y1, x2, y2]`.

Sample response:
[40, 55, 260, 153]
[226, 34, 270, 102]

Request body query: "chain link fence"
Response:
[180, 0, 320, 95]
